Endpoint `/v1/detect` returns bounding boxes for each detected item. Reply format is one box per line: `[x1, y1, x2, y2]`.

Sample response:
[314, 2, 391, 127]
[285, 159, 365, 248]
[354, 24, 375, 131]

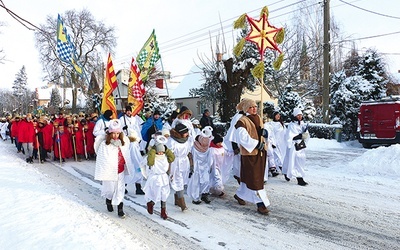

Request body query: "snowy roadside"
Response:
[1, 138, 400, 249]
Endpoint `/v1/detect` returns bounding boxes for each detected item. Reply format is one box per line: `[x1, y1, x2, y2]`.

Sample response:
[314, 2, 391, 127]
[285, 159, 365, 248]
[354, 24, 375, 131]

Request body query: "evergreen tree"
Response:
[49, 87, 62, 111]
[278, 85, 303, 122]
[356, 49, 388, 99]
[12, 66, 28, 97]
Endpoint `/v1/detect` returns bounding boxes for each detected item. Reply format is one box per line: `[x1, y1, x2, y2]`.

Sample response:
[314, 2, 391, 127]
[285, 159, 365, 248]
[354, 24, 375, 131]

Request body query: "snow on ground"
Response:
[1, 138, 399, 249]
[0, 147, 148, 249]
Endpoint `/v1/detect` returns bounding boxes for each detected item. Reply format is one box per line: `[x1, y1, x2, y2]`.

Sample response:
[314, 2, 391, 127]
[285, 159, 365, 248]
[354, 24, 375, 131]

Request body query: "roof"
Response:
[170, 65, 204, 99]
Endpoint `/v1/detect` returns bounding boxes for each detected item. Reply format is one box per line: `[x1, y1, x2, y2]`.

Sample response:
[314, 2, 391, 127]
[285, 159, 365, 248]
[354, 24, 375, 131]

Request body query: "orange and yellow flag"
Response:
[101, 53, 118, 118]
[127, 57, 145, 116]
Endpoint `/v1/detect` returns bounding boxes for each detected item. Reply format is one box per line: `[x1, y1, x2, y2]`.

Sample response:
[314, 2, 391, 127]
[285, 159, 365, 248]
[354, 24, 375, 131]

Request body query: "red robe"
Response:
[18, 119, 35, 143]
[72, 129, 85, 155]
[40, 124, 54, 152]
[85, 122, 95, 155]
[53, 130, 73, 159]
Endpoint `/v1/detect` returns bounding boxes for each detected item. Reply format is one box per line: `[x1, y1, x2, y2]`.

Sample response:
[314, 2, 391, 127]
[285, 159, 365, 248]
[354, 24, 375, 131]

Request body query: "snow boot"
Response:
[192, 200, 201, 205]
[135, 183, 145, 195]
[270, 167, 279, 177]
[106, 199, 113, 212]
[26, 157, 33, 164]
[117, 202, 125, 218]
[234, 194, 246, 205]
[233, 175, 241, 185]
[201, 193, 211, 204]
[284, 174, 290, 182]
[147, 201, 154, 214]
[257, 202, 270, 215]
[125, 184, 128, 194]
[174, 193, 179, 206]
[177, 197, 188, 211]
[297, 177, 308, 186]
[160, 201, 168, 220]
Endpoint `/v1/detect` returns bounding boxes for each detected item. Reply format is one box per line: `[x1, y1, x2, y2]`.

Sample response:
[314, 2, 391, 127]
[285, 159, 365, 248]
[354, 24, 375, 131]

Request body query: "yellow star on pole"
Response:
[245, 13, 282, 60]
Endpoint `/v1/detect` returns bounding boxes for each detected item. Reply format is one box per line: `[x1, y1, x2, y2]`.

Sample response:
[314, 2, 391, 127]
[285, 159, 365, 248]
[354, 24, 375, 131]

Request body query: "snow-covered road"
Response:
[2, 139, 399, 249]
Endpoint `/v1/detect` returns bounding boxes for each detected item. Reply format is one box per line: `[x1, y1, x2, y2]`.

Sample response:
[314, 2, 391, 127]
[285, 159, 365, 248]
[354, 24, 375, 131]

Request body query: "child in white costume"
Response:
[144, 135, 175, 220]
[209, 134, 228, 197]
[94, 119, 133, 218]
[187, 126, 213, 205]
[166, 123, 193, 211]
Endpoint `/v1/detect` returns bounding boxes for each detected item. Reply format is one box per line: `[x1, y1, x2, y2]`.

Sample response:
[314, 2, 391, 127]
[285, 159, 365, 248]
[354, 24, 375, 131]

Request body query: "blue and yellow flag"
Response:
[56, 14, 83, 75]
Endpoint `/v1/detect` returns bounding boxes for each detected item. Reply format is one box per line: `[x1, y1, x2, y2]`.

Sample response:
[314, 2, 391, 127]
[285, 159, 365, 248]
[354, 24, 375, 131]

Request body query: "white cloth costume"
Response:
[119, 115, 144, 184]
[222, 112, 243, 179]
[186, 148, 211, 201]
[94, 134, 132, 205]
[143, 154, 171, 203]
[282, 120, 308, 179]
[209, 146, 226, 196]
[166, 136, 193, 192]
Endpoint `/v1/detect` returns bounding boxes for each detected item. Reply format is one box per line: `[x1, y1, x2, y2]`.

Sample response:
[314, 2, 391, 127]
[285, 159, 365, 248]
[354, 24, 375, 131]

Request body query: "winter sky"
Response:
[1, 0, 400, 90]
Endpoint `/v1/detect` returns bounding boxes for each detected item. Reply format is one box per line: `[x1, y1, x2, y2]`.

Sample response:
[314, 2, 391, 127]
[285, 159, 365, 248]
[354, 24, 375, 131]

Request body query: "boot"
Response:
[233, 175, 241, 185]
[125, 184, 128, 194]
[135, 183, 145, 195]
[270, 167, 279, 177]
[161, 207, 168, 220]
[257, 202, 270, 215]
[234, 194, 246, 205]
[297, 177, 308, 186]
[177, 197, 188, 211]
[147, 201, 154, 214]
[201, 193, 211, 204]
[174, 193, 179, 206]
[117, 202, 125, 218]
[106, 199, 113, 212]
[160, 201, 168, 220]
[284, 174, 290, 182]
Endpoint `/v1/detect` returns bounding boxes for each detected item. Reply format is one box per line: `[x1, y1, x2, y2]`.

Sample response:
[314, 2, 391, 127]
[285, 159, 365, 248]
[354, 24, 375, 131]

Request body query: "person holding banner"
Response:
[233, 98, 270, 215]
[93, 109, 113, 137]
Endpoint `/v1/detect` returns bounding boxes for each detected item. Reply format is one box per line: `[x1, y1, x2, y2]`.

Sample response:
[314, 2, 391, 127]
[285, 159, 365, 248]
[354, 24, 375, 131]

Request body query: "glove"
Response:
[261, 128, 268, 139]
[104, 127, 108, 132]
[123, 125, 128, 130]
[302, 131, 310, 140]
[256, 141, 265, 150]
[293, 133, 302, 140]
[272, 144, 276, 149]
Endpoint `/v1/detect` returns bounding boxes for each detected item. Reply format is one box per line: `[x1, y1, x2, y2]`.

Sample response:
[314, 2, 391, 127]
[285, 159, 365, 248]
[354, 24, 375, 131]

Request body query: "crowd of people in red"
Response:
[4, 111, 99, 163]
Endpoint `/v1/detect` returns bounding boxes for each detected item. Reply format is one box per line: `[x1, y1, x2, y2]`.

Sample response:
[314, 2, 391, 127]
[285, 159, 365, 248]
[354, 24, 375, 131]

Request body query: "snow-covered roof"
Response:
[37, 85, 86, 108]
[170, 65, 204, 99]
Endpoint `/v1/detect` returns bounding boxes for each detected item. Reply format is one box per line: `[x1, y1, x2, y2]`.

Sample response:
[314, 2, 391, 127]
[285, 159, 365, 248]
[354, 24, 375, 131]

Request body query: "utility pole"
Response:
[322, 0, 330, 124]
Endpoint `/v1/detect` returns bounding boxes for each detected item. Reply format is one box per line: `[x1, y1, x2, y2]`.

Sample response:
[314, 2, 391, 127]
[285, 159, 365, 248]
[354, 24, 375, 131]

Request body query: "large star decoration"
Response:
[245, 14, 282, 60]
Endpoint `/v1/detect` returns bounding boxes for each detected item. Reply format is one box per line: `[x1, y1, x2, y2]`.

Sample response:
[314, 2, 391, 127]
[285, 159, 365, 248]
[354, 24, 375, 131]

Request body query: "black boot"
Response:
[118, 202, 125, 218]
[201, 193, 211, 204]
[125, 184, 128, 194]
[284, 174, 290, 182]
[135, 183, 145, 195]
[106, 199, 113, 212]
[297, 177, 308, 186]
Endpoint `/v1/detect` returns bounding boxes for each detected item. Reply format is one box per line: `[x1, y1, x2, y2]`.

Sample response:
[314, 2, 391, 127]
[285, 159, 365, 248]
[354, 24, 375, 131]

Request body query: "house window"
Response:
[198, 101, 206, 114]
[176, 103, 183, 111]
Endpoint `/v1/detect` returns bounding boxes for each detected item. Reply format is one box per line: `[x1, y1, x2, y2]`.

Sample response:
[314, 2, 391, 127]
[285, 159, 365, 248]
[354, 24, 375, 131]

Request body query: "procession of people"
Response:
[1, 100, 310, 218]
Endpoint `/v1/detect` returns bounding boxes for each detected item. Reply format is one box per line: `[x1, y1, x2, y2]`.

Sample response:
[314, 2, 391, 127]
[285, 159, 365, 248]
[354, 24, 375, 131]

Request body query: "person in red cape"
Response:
[10, 115, 23, 153]
[72, 123, 85, 161]
[85, 115, 96, 159]
[37, 117, 53, 163]
[18, 113, 35, 163]
[53, 125, 72, 162]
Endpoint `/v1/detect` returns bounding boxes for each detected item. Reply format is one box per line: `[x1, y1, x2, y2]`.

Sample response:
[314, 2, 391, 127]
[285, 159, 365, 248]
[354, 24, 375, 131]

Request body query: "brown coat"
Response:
[235, 114, 266, 190]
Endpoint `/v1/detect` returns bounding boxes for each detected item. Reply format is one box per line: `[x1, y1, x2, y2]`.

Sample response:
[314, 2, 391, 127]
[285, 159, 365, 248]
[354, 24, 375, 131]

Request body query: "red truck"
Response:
[357, 97, 400, 148]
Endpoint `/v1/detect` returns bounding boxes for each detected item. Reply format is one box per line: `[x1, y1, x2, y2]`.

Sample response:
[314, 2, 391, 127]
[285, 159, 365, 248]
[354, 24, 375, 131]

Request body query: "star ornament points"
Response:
[245, 14, 282, 60]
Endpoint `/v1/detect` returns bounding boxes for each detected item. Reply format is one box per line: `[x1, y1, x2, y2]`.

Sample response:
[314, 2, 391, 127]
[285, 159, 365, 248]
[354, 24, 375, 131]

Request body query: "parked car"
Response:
[357, 96, 400, 148]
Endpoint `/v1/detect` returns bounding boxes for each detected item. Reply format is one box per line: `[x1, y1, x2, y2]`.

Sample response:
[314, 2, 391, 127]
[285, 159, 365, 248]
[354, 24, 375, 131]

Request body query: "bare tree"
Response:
[34, 9, 116, 113]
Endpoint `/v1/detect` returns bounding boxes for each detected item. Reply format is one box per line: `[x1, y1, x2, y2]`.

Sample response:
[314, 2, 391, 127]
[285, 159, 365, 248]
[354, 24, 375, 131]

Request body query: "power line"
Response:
[338, 0, 400, 20]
